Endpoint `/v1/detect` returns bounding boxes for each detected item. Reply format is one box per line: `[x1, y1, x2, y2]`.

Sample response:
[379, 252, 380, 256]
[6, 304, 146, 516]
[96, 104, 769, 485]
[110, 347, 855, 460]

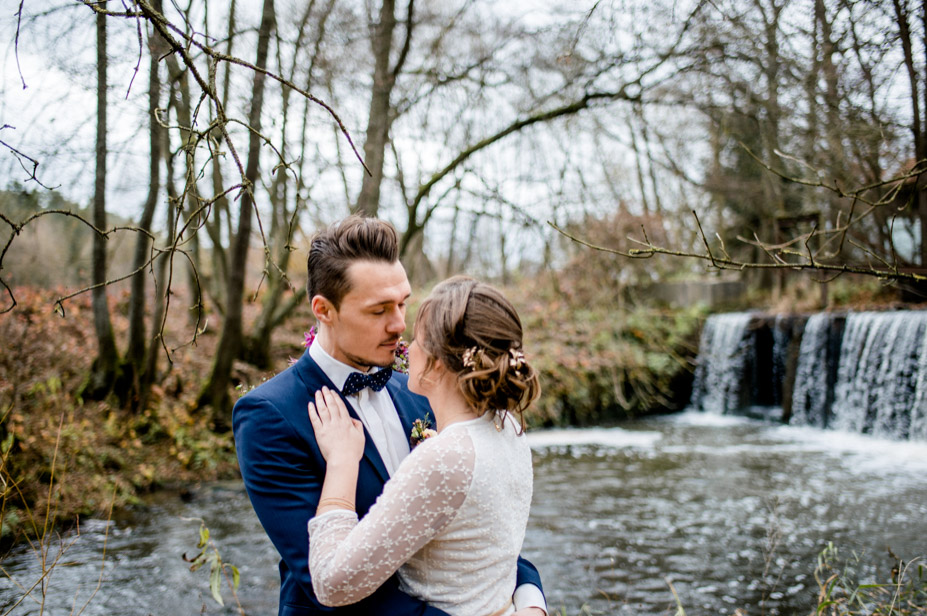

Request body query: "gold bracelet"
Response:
[317, 497, 355, 512]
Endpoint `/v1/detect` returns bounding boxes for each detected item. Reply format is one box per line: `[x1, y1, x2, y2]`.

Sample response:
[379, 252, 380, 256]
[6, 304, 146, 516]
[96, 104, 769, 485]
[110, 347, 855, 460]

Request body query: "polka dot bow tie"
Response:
[342, 368, 392, 396]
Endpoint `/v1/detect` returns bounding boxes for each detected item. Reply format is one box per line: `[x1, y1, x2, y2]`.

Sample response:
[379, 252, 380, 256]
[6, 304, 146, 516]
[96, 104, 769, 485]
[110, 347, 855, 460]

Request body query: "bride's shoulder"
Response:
[406, 423, 475, 463]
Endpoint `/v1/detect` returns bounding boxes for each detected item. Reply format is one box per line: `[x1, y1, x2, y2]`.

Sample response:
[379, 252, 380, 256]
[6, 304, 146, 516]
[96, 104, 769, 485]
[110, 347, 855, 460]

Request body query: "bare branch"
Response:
[14, 0, 27, 89]
[0, 127, 56, 189]
[548, 221, 927, 283]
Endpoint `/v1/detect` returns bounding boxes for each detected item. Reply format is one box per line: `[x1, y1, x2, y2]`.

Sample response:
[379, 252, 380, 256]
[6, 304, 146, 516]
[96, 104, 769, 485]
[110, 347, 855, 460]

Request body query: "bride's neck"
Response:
[426, 383, 477, 432]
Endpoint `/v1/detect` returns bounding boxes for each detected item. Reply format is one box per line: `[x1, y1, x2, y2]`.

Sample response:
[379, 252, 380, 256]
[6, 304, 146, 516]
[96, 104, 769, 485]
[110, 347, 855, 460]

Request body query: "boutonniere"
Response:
[292, 326, 411, 374]
[409, 412, 437, 448]
[391, 338, 409, 373]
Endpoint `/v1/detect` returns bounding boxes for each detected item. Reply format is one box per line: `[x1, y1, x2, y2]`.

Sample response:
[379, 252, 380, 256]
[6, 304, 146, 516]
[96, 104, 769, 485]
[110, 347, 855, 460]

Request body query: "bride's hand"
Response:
[308, 387, 365, 466]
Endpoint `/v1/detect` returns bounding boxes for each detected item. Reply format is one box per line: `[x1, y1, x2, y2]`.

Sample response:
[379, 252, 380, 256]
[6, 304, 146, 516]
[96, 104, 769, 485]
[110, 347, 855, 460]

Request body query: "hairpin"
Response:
[509, 348, 526, 371]
[462, 346, 483, 369]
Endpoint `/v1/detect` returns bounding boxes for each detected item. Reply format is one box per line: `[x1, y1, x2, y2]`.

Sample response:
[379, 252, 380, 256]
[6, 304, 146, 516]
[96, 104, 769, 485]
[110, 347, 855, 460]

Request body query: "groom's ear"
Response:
[311, 295, 336, 324]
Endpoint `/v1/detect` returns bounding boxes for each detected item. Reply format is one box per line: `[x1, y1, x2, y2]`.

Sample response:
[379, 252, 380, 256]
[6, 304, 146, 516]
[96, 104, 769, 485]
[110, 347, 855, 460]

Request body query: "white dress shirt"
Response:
[307, 341, 547, 614]
[309, 342, 410, 475]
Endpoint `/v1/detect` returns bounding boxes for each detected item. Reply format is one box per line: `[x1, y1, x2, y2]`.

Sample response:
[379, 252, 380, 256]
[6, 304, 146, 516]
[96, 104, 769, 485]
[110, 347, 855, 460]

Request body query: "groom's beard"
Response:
[344, 337, 400, 369]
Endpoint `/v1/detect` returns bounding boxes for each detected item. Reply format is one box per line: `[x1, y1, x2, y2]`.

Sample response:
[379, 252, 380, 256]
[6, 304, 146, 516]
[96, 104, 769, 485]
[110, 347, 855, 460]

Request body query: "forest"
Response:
[2, 0, 927, 613]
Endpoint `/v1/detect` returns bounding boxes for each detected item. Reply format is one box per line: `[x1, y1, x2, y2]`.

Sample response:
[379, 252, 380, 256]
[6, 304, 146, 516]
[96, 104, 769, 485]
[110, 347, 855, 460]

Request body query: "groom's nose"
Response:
[386, 307, 405, 334]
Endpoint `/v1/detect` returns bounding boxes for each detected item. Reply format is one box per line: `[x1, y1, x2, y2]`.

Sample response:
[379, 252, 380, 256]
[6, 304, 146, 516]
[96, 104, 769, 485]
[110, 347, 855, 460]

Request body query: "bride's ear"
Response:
[429, 357, 453, 381]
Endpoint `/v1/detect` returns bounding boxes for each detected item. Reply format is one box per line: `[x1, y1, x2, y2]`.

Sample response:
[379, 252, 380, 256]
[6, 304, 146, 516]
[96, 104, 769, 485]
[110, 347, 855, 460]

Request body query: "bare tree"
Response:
[242, 0, 340, 369]
[892, 0, 927, 267]
[353, 0, 413, 217]
[82, 7, 120, 400]
[122, 0, 168, 408]
[199, 0, 278, 420]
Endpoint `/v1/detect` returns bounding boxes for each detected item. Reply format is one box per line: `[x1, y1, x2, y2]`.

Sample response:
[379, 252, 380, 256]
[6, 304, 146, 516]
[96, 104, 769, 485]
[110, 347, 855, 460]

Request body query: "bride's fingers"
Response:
[307, 401, 319, 426]
[314, 389, 332, 423]
[322, 387, 349, 420]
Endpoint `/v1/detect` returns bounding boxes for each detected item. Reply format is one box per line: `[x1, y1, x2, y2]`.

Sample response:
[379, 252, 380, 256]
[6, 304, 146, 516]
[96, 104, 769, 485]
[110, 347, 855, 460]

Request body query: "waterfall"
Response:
[912, 333, 927, 441]
[691, 309, 927, 441]
[771, 314, 791, 408]
[790, 314, 833, 428]
[690, 312, 754, 414]
[830, 312, 927, 440]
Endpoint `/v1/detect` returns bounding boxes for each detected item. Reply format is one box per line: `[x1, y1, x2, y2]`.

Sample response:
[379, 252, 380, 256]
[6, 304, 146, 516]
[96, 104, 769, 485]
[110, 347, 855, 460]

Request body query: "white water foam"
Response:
[666, 408, 755, 427]
[771, 422, 927, 474]
[526, 427, 662, 449]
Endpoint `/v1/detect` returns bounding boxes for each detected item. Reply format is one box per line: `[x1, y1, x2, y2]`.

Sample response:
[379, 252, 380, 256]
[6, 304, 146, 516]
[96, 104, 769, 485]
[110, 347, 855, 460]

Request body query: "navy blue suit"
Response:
[233, 351, 544, 615]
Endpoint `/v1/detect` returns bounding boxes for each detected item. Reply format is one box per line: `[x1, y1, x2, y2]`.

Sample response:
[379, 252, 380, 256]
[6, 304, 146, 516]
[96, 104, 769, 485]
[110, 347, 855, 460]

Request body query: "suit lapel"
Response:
[294, 351, 390, 484]
[387, 377, 424, 440]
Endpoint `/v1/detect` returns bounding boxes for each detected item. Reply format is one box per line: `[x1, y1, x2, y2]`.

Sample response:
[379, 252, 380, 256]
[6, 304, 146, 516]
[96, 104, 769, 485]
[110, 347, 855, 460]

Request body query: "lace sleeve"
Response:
[308, 428, 475, 607]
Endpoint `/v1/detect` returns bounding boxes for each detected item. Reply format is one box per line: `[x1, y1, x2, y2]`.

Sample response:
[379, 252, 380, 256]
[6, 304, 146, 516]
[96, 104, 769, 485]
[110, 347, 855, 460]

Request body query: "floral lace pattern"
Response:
[308, 413, 532, 616]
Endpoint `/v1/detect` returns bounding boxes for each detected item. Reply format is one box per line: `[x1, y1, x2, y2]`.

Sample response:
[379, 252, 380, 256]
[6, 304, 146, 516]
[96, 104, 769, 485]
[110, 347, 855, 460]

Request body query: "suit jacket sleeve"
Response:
[516, 555, 545, 600]
[234, 391, 452, 616]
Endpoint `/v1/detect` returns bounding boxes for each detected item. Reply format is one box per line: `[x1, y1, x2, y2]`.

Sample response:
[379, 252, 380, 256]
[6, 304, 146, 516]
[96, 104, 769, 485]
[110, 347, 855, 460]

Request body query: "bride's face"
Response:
[407, 332, 429, 396]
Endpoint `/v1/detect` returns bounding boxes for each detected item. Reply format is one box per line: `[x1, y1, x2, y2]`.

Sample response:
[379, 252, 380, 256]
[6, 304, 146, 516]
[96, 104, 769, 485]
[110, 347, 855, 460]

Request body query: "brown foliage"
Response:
[0, 287, 246, 540]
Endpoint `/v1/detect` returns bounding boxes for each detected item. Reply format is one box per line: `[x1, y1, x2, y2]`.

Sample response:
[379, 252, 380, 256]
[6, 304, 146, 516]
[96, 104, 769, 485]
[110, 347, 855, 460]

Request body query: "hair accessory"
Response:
[462, 346, 483, 369]
[508, 348, 526, 371]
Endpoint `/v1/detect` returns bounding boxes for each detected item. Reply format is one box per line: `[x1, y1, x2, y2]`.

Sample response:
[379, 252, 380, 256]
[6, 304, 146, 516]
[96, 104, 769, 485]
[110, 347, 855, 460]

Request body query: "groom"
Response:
[233, 215, 547, 616]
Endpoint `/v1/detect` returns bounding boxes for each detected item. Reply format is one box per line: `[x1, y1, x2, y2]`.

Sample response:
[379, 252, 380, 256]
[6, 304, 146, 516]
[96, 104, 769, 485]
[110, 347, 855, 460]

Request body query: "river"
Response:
[2, 411, 926, 615]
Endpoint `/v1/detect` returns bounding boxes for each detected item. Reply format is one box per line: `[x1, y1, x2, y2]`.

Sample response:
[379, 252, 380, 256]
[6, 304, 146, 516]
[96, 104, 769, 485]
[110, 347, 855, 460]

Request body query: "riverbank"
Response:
[0, 287, 248, 541]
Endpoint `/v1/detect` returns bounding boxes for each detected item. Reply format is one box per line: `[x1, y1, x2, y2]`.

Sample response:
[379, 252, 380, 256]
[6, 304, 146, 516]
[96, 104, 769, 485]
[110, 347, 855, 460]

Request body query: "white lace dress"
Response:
[308, 413, 533, 616]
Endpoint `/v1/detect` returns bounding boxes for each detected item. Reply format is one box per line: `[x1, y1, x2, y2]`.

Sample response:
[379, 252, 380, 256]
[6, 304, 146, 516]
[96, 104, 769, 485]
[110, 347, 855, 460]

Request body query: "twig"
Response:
[123, 0, 144, 99]
[0, 135, 56, 190]
[548, 221, 927, 282]
[692, 210, 717, 267]
[14, 0, 27, 89]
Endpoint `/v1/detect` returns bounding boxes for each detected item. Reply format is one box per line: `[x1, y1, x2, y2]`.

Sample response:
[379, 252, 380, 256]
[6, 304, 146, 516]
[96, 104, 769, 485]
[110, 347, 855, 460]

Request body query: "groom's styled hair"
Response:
[306, 215, 400, 309]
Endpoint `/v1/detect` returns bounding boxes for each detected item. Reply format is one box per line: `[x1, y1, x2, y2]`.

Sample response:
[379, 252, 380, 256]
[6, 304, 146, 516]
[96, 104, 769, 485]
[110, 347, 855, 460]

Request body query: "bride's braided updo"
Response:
[414, 276, 540, 429]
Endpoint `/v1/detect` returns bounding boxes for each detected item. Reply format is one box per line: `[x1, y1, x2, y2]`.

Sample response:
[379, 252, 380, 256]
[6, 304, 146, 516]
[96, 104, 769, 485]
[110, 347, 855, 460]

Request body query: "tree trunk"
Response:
[627, 111, 651, 215]
[201, 0, 238, 317]
[243, 293, 303, 368]
[760, 0, 784, 215]
[200, 0, 276, 423]
[140, 118, 178, 413]
[636, 104, 663, 215]
[921, 0, 927, 266]
[354, 0, 414, 216]
[82, 9, 120, 401]
[444, 205, 460, 277]
[894, 0, 927, 266]
[122, 10, 166, 409]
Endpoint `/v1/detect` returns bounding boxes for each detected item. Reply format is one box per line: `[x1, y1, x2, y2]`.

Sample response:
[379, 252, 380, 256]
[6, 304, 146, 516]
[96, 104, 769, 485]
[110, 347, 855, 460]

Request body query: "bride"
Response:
[306, 276, 541, 616]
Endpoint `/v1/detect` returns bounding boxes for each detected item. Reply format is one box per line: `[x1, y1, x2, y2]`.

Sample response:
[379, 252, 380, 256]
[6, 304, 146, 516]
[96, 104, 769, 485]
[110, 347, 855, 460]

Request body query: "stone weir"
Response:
[689, 310, 927, 441]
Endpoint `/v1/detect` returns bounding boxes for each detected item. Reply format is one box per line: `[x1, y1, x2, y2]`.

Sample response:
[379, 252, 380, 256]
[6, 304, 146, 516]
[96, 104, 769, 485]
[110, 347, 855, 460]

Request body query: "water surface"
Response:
[2, 412, 926, 615]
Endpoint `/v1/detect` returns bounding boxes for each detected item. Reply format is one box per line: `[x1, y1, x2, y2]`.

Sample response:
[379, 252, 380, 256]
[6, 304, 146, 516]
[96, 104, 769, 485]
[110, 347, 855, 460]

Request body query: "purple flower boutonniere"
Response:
[410, 413, 437, 448]
[303, 326, 318, 349]
[291, 325, 410, 374]
[391, 339, 409, 373]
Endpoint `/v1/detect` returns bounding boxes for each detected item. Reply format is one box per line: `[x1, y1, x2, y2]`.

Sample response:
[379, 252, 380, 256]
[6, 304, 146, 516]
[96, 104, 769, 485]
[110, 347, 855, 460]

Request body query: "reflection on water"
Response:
[2, 412, 926, 615]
